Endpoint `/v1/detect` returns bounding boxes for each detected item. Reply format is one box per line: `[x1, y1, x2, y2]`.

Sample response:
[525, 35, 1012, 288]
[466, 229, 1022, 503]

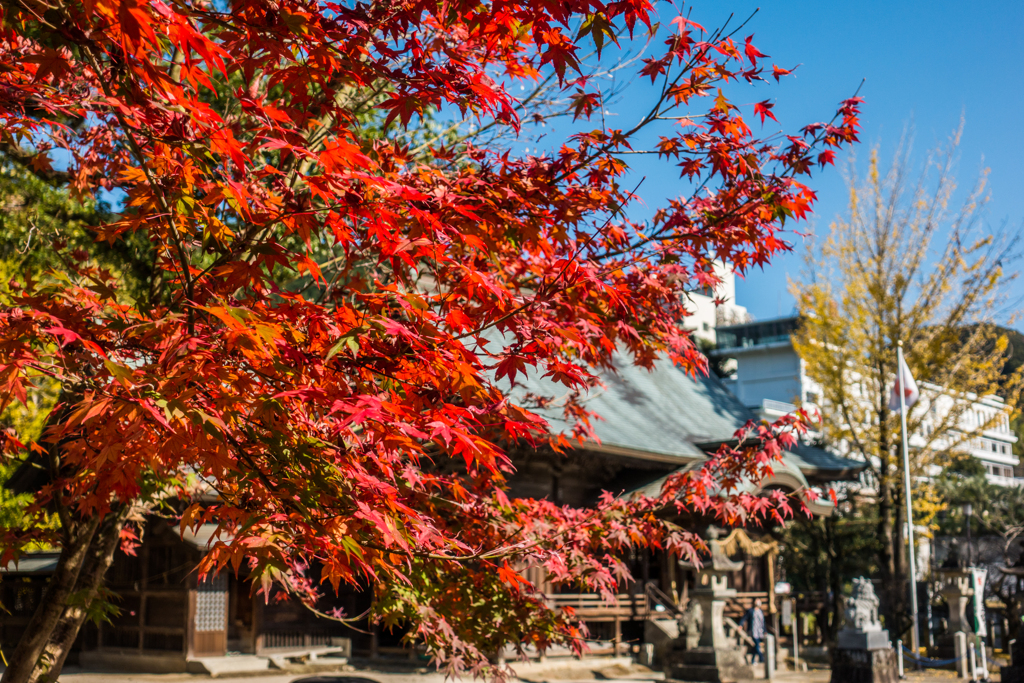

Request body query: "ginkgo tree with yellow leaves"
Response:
[791, 130, 1023, 637]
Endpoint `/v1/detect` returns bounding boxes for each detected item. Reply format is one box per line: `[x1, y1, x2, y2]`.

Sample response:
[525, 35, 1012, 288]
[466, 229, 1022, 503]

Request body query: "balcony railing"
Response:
[985, 473, 1024, 488]
[760, 399, 797, 415]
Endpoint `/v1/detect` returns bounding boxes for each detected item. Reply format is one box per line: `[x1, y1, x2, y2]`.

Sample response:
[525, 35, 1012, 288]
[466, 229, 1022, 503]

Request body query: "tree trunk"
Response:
[876, 471, 897, 632]
[1, 512, 123, 683]
[41, 513, 125, 677]
[892, 474, 908, 638]
[823, 514, 840, 643]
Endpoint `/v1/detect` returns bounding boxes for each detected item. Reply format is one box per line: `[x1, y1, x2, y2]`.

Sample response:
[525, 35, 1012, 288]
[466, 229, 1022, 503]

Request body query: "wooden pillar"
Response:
[660, 550, 671, 600]
[767, 552, 779, 640]
[140, 541, 149, 653]
[613, 617, 621, 656]
[667, 551, 678, 604]
[680, 566, 689, 607]
[186, 585, 197, 659]
[253, 597, 264, 655]
[370, 621, 380, 659]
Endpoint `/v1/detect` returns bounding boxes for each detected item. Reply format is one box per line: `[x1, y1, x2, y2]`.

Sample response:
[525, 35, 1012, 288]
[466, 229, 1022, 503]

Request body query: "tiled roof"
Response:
[1, 552, 60, 574]
[505, 348, 863, 482]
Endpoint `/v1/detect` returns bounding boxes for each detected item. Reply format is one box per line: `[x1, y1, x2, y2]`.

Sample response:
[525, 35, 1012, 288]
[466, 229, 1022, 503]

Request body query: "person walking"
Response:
[740, 598, 766, 663]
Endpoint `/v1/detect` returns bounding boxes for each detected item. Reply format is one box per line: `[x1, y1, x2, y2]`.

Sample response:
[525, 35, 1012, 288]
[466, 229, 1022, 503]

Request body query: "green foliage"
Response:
[780, 501, 878, 593]
[939, 450, 987, 480]
[932, 465, 1024, 547]
[0, 157, 125, 535]
[778, 500, 880, 642]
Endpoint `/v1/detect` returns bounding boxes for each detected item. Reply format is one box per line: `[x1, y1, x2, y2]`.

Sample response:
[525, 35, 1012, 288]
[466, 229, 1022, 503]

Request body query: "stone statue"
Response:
[831, 577, 897, 683]
[842, 577, 882, 633]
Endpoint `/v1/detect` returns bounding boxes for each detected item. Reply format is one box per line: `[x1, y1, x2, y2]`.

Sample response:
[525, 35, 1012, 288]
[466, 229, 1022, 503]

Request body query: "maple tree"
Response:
[0, 0, 861, 678]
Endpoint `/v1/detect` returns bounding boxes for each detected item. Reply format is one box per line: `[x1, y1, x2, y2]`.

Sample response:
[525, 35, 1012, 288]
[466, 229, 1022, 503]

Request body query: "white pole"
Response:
[897, 639, 905, 678]
[793, 614, 799, 671]
[898, 342, 922, 662]
[955, 632, 969, 680]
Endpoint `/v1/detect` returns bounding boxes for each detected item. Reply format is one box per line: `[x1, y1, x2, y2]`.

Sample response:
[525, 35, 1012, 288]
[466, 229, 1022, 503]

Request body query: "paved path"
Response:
[43, 658, 995, 683]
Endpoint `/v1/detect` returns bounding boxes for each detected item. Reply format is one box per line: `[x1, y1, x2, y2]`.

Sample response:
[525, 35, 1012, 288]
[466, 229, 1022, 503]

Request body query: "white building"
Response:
[679, 262, 750, 346]
[708, 315, 1019, 486]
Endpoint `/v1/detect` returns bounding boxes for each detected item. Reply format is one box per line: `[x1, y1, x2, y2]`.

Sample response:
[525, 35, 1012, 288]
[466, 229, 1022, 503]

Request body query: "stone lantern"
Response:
[935, 542, 974, 658]
[1000, 555, 1024, 683]
[667, 528, 753, 683]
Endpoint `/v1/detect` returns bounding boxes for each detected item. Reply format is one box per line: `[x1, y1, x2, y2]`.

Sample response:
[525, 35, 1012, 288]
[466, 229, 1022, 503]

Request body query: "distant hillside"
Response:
[1002, 326, 1024, 379]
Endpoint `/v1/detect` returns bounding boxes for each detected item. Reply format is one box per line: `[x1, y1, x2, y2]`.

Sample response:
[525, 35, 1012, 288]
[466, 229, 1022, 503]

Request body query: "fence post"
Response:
[955, 632, 969, 680]
[766, 633, 776, 681]
[896, 639, 904, 679]
[978, 638, 989, 681]
[969, 640, 977, 681]
[793, 614, 799, 671]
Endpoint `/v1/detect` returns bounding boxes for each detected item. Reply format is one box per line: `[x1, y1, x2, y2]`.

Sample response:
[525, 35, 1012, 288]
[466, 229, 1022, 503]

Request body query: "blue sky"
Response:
[596, 0, 1024, 328]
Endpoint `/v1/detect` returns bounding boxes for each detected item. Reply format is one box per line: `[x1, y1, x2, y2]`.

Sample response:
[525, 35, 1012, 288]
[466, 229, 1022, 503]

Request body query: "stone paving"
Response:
[46, 658, 995, 683]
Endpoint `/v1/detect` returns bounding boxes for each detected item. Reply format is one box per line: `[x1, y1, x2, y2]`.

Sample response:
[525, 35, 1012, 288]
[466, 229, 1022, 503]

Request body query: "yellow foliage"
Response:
[790, 126, 1021, 583]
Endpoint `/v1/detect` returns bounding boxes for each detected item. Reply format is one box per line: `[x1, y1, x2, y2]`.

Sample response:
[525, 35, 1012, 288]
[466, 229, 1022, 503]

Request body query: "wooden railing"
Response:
[256, 628, 338, 653]
[543, 588, 831, 627]
[546, 593, 649, 621]
[725, 616, 755, 647]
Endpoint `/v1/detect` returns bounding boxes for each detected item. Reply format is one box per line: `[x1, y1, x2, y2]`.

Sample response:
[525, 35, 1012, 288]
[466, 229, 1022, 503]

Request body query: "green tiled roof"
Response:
[505, 349, 863, 482]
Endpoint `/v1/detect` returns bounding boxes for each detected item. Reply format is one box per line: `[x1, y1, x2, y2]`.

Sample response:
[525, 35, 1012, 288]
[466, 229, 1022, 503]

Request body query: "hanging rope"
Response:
[899, 643, 966, 667]
[720, 528, 777, 558]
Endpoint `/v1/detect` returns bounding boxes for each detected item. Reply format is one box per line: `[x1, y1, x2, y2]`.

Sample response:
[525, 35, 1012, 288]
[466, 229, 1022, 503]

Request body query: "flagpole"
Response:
[897, 340, 921, 663]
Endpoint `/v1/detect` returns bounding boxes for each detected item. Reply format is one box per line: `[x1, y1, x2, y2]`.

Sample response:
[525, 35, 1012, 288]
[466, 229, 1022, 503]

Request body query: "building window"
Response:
[702, 322, 710, 332]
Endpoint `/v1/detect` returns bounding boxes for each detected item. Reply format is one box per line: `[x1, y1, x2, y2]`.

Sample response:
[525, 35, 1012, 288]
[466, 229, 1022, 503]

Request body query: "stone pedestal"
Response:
[1001, 636, 1024, 683]
[668, 646, 753, 683]
[837, 630, 890, 651]
[831, 648, 899, 683]
[667, 529, 752, 683]
[829, 578, 897, 683]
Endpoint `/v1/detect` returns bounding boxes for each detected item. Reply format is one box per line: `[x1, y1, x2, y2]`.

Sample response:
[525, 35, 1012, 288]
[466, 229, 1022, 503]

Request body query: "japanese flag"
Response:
[889, 354, 919, 412]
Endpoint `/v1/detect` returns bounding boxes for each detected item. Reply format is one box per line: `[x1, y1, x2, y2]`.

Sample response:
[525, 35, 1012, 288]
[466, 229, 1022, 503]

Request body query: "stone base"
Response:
[837, 629, 889, 650]
[79, 651, 188, 673]
[829, 648, 898, 683]
[933, 632, 974, 660]
[645, 619, 681, 667]
[667, 646, 754, 683]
